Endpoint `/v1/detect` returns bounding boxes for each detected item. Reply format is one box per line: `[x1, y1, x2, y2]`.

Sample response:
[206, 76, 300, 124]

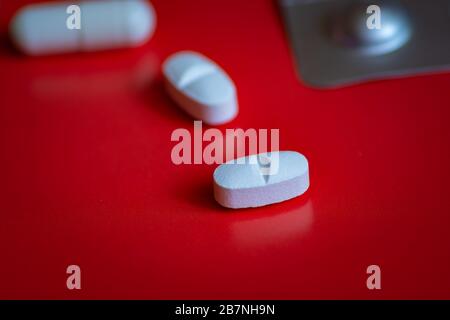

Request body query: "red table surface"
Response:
[1, 0, 450, 300]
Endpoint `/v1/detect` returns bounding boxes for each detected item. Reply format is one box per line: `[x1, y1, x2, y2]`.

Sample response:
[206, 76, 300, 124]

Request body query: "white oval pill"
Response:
[9, 0, 156, 55]
[213, 151, 310, 209]
[163, 51, 238, 125]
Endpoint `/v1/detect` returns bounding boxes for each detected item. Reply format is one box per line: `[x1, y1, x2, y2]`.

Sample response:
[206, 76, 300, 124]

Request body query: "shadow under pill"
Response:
[170, 173, 226, 212]
[0, 32, 22, 58]
[140, 76, 196, 124]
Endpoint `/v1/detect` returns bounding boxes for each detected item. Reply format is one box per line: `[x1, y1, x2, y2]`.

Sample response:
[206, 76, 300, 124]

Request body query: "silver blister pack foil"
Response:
[280, 0, 450, 88]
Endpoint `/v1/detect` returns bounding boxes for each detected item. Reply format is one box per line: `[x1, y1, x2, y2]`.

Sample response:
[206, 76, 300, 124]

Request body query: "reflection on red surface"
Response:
[231, 200, 313, 248]
[30, 54, 159, 100]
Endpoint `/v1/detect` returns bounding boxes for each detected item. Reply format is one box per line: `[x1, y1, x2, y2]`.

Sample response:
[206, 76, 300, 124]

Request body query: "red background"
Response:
[1, 0, 450, 299]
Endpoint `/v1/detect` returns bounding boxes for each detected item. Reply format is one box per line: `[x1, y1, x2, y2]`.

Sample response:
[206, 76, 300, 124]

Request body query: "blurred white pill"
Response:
[213, 151, 310, 209]
[9, 0, 156, 55]
[163, 51, 238, 125]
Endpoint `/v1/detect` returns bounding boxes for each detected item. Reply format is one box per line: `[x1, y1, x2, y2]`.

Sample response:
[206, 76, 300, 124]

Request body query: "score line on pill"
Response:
[213, 151, 309, 209]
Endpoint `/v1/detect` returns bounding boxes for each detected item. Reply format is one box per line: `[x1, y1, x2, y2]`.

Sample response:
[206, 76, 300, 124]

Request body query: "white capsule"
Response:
[9, 0, 156, 55]
[163, 51, 238, 125]
[213, 151, 310, 209]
